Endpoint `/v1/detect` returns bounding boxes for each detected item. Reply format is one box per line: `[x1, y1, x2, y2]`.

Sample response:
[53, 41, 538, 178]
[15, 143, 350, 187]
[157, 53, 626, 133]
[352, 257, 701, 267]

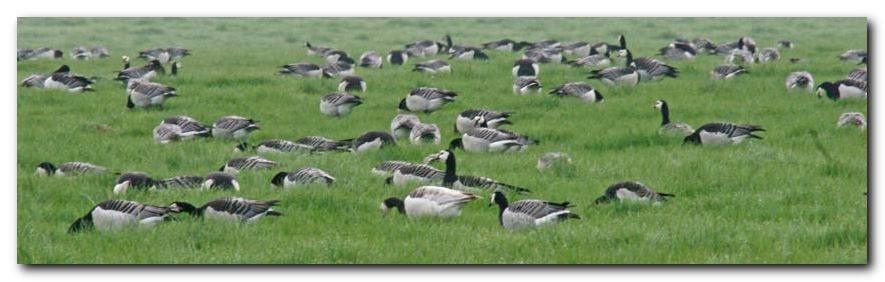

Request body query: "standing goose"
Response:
[757, 47, 780, 62]
[683, 123, 765, 145]
[113, 172, 157, 194]
[837, 112, 866, 129]
[653, 100, 694, 136]
[513, 76, 542, 95]
[537, 152, 573, 171]
[710, 64, 747, 80]
[549, 82, 605, 103]
[322, 60, 356, 77]
[157, 175, 205, 189]
[271, 167, 335, 188]
[380, 186, 479, 218]
[489, 191, 579, 230]
[387, 50, 408, 66]
[567, 53, 611, 68]
[450, 128, 537, 153]
[512, 59, 539, 77]
[171, 197, 282, 223]
[785, 71, 815, 92]
[816, 80, 867, 100]
[847, 68, 867, 82]
[618, 48, 679, 81]
[412, 60, 451, 73]
[35, 161, 106, 176]
[68, 200, 182, 233]
[162, 115, 211, 139]
[593, 181, 674, 204]
[346, 131, 397, 152]
[338, 75, 366, 93]
[390, 114, 422, 139]
[43, 65, 95, 92]
[838, 49, 867, 62]
[153, 123, 182, 143]
[424, 149, 530, 194]
[202, 172, 240, 191]
[278, 63, 323, 77]
[115, 60, 166, 83]
[320, 92, 363, 117]
[126, 79, 178, 109]
[409, 123, 442, 144]
[399, 87, 457, 113]
[211, 115, 260, 141]
[455, 109, 512, 134]
[220, 156, 280, 174]
[359, 51, 383, 68]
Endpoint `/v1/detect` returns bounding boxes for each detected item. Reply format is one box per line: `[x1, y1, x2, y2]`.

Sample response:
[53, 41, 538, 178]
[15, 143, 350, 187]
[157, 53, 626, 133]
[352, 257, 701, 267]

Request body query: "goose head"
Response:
[653, 100, 667, 110]
[270, 171, 288, 188]
[168, 202, 198, 216]
[489, 191, 508, 207]
[35, 162, 57, 176]
[816, 82, 837, 100]
[448, 138, 464, 150]
[380, 197, 405, 216]
[423, 149, 452, 164]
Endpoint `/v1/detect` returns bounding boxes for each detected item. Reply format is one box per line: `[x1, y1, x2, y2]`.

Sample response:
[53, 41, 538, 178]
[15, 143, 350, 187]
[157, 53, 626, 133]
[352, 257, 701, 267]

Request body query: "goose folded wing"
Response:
[409, 186, 475, 205]
[509, 200, 568, 219]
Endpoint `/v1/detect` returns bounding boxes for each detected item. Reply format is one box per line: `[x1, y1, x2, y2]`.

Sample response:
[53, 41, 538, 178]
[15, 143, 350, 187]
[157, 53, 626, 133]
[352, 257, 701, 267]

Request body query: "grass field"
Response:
[16, 17, 867, 264]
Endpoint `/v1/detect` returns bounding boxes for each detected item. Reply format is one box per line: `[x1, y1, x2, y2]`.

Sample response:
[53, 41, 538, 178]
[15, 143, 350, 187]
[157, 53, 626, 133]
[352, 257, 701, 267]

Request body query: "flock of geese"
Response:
[20, 32, 867, 233]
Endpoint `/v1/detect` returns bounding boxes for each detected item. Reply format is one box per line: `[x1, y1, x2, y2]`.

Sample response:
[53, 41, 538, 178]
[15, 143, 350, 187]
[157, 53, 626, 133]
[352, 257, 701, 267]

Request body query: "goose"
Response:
[211, 115, 260, 140]
[139, 47, 190, 63]
[653, 100, 694, 136]
[816, 80, 867, 100]
[455, 109, 512, 134]
[785, 71, 815, 92]
[359, 51, 383, 68]
[279, 63, 323, 77]
[20, 73, 49, 88]
[409, 123, 442, 144]
[512, 59, 539, 77]
[757, 47, 780, 62]
[322, 60, 356, 77]
[236, 139, 307, 153]
[593, 181, 674, 204]
[837, 112, 866, 129]
[618, 48, 679, 81]
[450, 128, 537, 153]
[482, 39, 530, 51]
[847, 68, 867, 82]
[380, 186, 479, 218]
[338, 75, 366, 93]
[202, 172, 240, 190]
[532, 39, 561, 49]
[387, 50, 408, 66]
[587, 57, 640, 86]
[113, 172, 157, 194]
[778, 40, 794, 48]
[562, 41, 592, 57]
[412, 60, 451, 73]
[716, 37, 757, 55]
[43, 65, 95, 92]
[567, 53, 611, 68]
[398, 87, 457, 113]
[449, 47, 489, 60]
[489, 191, 579, 230]
[346, 131, 397, 152]
[305, 41, 332, 56]
[122, 55, 131, 69]
[153, 123, 182, 143]
[170, 197, 281, 223]
[291, 136, 350, 152]
[838, 49, 867, 62]
[423, 149, 530, 194]
[390, 114, 421, 139]
[18, 47, 63, 60]
[522, 48, 564, 64]
[72, 46, 91, 60]
[683, 123, 765, 145]
[35, 161, 106, 176]
[549, 82, 605, 103]
[115, 60, 166, 83]
[320, 92, 363, 117]
[68, 200, 182, 233]
[271, 167, 335, 188]
[725, 49, 756, 64]
[220, 156, 280, 174]
[710, 64, 747, 80]
[386, 163, 444, 186]
[404, 38, 447, 56]
[372, 160, 427, 177]
[537, 152, 573, 171]
[513, 76, 542, 95]
[157, 175, 205, 189]
[659, 41, 697, 60]
[692, 37, 717, 54]
[90, 46, 110, 58]
[126, 79, 177, 109]
[162, 115, 211, 139]
[322, 50, 351, 63]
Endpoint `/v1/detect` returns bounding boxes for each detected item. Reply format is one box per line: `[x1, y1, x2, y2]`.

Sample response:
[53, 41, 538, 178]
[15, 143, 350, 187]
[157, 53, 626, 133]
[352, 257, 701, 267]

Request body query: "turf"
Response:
[17, 17, 867, 264]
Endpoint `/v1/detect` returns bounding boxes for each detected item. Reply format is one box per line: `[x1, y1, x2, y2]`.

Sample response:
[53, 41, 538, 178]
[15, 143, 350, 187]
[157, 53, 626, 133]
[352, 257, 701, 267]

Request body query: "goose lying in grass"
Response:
[837, 112, 866, 129]
[683, 123, 764, 145]
[381, 186, 479, 218]
[39, 65, 95, 92]
[271, 167, 335, 188]
[157, 175, 205, 189]
[455, 109, 512, 134]
[391, 114, 421, 139]
[593, 181, 674, 204]
[36, 161, 106, 176]
[549, 82, 604, 103]
[171, 198, 281, 223]
[387, 50, 408, 65]
[220, 156, 280, 174]
[116, 60, 167, 83]
[450, 128, 537, 153]
[346, 131, 397, 152]
[512, 59, 539, 77]
[816, 80, 867, 100]
[202, 172, 240, 191]
[279, 63, 323, 77]
[513, 76, 542, 94]
[113, 172, 157, 194]
[537, 152, 573, 171]
[489, 192, 579, 230]
[409, 123, 442, 144]
[68, 200, 183, 233]
[399, 87, 457, 113]
[320, 92, 363, 117]
[710, 64, 747, 80]
[211, 116, 260, 141]
[412, 60, 451, 73]
[359, 51, 383, 68]
[785, 71, 815, 92]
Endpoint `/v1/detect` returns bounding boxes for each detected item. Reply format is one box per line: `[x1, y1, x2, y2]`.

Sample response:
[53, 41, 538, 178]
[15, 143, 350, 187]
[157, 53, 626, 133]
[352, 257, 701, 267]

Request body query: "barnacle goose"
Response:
[202, 172, 240, 190]
[20, 73, 48, 88]
[158, 175, 204, 189]
[138, 47, 190, 63]
[115, 60, 165, 83]
[449, 47, 489, 60]
[380, 186, 479, 218]
[305, 41, 332, 56]
[35, 161, 106, 176]
[404, 38, 448, 56]
[785, 71, 815, 92]
[322, 59, 356, 78]
[716, 37, 757, 55]
[68, 200, 182, 233]
[346, 131, 397, 152]
[489, 191, 579, 230]
[359, 51, 383, 68]
[153, 123, 182, 143]
[550, 82, 604, 103]
[409, 123, 442, 144]
[211, 115, 260, 140]
[113, 172, 157, 194]
[618, 48, 679, 81]
[386, 163, 444, 186]
[91, 46, 110, 58]
[726, 49, 756, 64]
[587, 55, 640, 86]
[126, 79, 178, 109]
[391, 114, 421, 139]
[778, 40, 794, 49]
[692, 37, 717, 54]
[18, 47, 63, 60]
[562, 41, 592, 57]
[338, 75, 366, 93]
[513, 59, 539, 77]
[482, 39, 529, 51]
[533, 39, 561, 49]
[816, 80, 867, 100]
[838, 49, 867, 62]
[162, 115, 211, 139]
[372, 160, 434, 177]
[710, 64, 747, 80]
[322, 49, 351, 64]
[593, 181, 674, 204]
[171, 197, 281, 223]
[236, 137, 347, 153]
[847, 68, 867, 82]
[522, 48, 564, 64]
[659, 41, 698, 60]
[387, 50, 408, 66]
[424, 149, 530, 194]
[513, 76, 542, 95]
[271, 167, 335, 188]
[43, 65, 95, 92]
[450, 128, 537, 153]
[567, 53, 611, 68]
[399, 87, 457, 113]
[757, 47, 780, 62]
[537, 152, 573, 171]
[320, 92, 363, 117]
[683, 123, 765, 145]
[220, 156, 280, 174]
[412, 60, 451, 73]
[455, 109, 512, 134]
[837, 112, 866, 129]
[72, 46, 91, 60]
[653, 100, 694, 136]
[279, 63, 323, 77]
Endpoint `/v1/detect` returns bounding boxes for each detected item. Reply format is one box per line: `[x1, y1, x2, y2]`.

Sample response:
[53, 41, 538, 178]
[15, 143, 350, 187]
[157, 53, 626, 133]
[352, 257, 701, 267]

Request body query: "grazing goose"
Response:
[404, 38, 447, 56]
[785, 71, 815, 92]
[162, 115, 211, 139]
[567, 53, 611, 68]
[386, 163, 444, 186]
[322, 60, 356, 77]
[68, 200, 182, 233]
[837, 112, 866, 129]
[322, 50, 351, 63]
[847, 68, 867, 82]
[692, 37, 717, 54]
[399, 87, 457, 113]
[90, 46, 110, 58]
[126, 79, 178, 109]
[113, 172, 157, 194]
[424, 149, 530, 194]
[838, 49, 867, 62]
[587, 56, 640, 86]
[659, 41, 697, 60]
[220, 156, 279, 174]
[409, 123, 442, 144]
[455, 109, 512, 134]
[450, 128, 537, 153]
[387, 50, 408, 66]
[757, 47, 780, 62]
[153, 123, 182, 143]
[390, 114, 421, 139]
[618, 48, 679, 81]
[537, 152, 573, 171]
[683, 123, 765, 145]
[482, 39, 529, 51]
[20, 73, 49, 88]
[279, 63, 323, 77]
[18, 47, 63, 60]
[380, 186, 479, 218]
[202, 172, 240, 190]
[346, 131, 397, 152]
[710, 64, 747, 80]
[359, 51, 383, 68]
[320, 92, 363, 117]
[449, 47, 489, 60]
[211, 115, 260, 140]
[171, 197, 281, 223]
[653, 100, 694, 136]
[72, 46, 91, 60]
[158, 175, 204, 189]
[816, 80, 867, 100]
[115, 60, 165, 83]
[412, 60, 451, 73]
[593, 181, 674, 204]
[271, 167, 335, 188]
[778, 40, 794, 49]
[513, 76, 542, 95]
[489, 191, 579, 230]
[550, 82, 605, 103]
[562, 41, 592, 57]
[372, 160, 431, 177]
[338, 75, 366, 92]
[35, 161, 106, 176]
[512, 59, 539, 77]
[43, 65, 95, 92]
[305, 41, 332, 56]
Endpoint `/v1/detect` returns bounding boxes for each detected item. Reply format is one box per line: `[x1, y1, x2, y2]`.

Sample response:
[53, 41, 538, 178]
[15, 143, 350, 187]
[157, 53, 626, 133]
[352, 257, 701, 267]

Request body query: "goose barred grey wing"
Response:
[159, 175, 205, 188]
[153, 123, 182, 143]
[129, 80, 175, 98]
[373, 160, 418, 176]
[508, 199, 571, 219]
[456, 175, 530, 194]
[786, 71, 814, 90]
[322, 92, 362, 106]
[359, 51, 383, 68]
[288, 167, 335, 185]
[58, 162, 106, 175]
[227, 156, 279, 170]
[202, 197, 279, 221]
[98, 200, 172, 220]
[21, 74, 49, 87]
[396, 164, 445, 180]
[410, 87, 456, 100]
[839, 79, 868, 92]
[711, 64, 746, 80]
[295, 136, 349, 152]
[214, 116, 257, 132]
[634, 58, 678, 78]
[847, 68, 867, 82]
[163, 116, 209, 137]
[702, 123, 764, 138]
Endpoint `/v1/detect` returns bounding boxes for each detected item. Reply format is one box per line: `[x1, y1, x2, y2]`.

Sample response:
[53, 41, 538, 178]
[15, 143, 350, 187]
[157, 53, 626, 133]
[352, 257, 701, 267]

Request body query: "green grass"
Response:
[17, 17, 867, 264]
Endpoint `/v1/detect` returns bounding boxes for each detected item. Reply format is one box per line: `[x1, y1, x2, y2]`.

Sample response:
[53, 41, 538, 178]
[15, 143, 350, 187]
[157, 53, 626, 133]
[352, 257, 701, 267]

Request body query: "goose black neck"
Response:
[660, 103, 671, 126]
[624, 50, 633, 66]
[494, 195, 509, 226]
[442, 151, 457, 187]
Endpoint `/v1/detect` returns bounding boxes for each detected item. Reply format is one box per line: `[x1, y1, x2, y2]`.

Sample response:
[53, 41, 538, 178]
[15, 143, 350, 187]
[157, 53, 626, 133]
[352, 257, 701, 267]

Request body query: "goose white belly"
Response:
[699, 131, 738, 145]
[203, 207, 243, 222]
[533, 210, 573, 227]
[404, 197, 460, 218]
[454, 50, 474, 60]
[43, 77, 67, 89]
[455, 116, 477, 133]
[391, 170, 435, 186]
[488, 140, 524, 152]
[501, 210, 536, 230]
[462, 135, 491, 152]
[615, 188, 647, 201]
[355, 138, 383, 152]
[838, 85, 867, 99]
[615, 71, 640, 85]
[91, 207, 138, 230]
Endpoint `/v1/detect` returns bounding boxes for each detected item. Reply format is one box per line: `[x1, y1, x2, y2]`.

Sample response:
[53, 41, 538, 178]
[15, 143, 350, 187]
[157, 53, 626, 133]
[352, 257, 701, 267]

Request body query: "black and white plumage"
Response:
[683, 123, 765, 145]
[778, 40, 794, 49]
[387, 50, 408, 66]
[138, 47, 190, 63]
[710, 64, 747, 80]
[816, 80, 867, 100]
[785, 71, 815, 92]
[412, 60, 451, 73]
[588, 57, 640, 86]
[116, 60, 166, 83]
[537, 152, 573, 171]
[692, 38, 717, 54]
[482, 39, 527, 52]
[322, 60, 356, 78]
[161, 115, 211, 139]
[202, 172, 240, 191]
[659, 41, 697, 60]
[450, 128, 537, 153]
[153, 123, 182, 143]
[618, 48, 679, 81]
[847, 68, 867, 82]
[172, 197, 281, 223]
[157, 175, 204, 189]
[838, 49, 867, 62]
[404, 38, 447, 57]
[409, 123, 441, 144]
[522, 48, 564, 64]
[399, 87, 457, 113]
[279, 63, 323, 77]
[449, 47, 489, 60]
[320, 92, 363, 117]
[512, 59, 539, 77]
[295, 136, 350, 153]
[20, 73, 49, 88]
[372, 160, 425, 177]
[271, 167, 335, 188]
[322, 49, 351, 64]
[35, 161, 106, 176]
[338, 75, 366, 93]
[220, 156, 280, 174]
[593, 181, 674, 204]
[837, 112, 866, 129]
[391, 114, 421, 139]
[513, 76, 542, 95]
[423, 149, 530, 194]
[567, 53, 611, 68]
[653, 100, 694, 136]
[211, 116, 260, 141]
[359, 51, 383, 68]
[68, 200, 181, 233]
[380, 186, 479, 218]
[757, 47, 780, 62]
[126, 79, 177, 109]
[386, 163, 444, 186]
[455, 109, 512, 134]
[490, 192, 579, 230]
[305, 41, 331, 56]
[549, 82, 605, 103]
[236, 139, 298, 153]
[18, 47, 63, 60]
[113, 172, 157, 194]
[43, 65, 95, 92]
[346, 131, 397, 152]
[716, 37, 757, 55]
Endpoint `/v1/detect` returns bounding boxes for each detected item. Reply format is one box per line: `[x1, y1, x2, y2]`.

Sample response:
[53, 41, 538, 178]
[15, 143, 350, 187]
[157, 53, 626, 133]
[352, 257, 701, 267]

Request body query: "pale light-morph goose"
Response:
[320, 92, 363, 117]
[390, 114, 421, 139]
[513, 76, 542, 95]
[126, 79, 178, 109]
[757, 47, 780, 62]
[838, 49, 867, 62]
[171, 197, 282, 223]
[489, 191, 580, 230]
[43, 65, 95, 92]
[778, 40, 794, 49]
[271, 167, 335, 188]
[837, 112, 866, 129]
[113, 172, 157, 194]
[359, 51, 383, 68]
[593, 181, 674, 204]
[618, 48, 679, 81]
[412, 60, 451, 73]
[512, 58, 539, 77]
[683, 123, 765, 145]
[549, 82, 605, 103]
[816, 80, 867, 100]
[659, 41, 698, 60]
[153, 123, 182, 143]
[380, 186, 479, 218]
[35, 161, 106, 176]
[455, 109, 512, 134]
[162, 115, 211, 139]
[387, 50, 408, 66]
[423, 149, 531, 194]
[653, 100, 694, 136]
[338, 75, 366, 93]
[399, 87, 457, 113]
[305, 41, 332, 56]
[68, 200, 182, 233]
[567, 53, 611, 68]
[158, 175, 204, 189]
[116, 60, 165, 83]
[18, 47, 63, 60]
[710, 64, 747, 80]
[322, 60, 356, 78]
[450, 128, 537, 153]
[346, 131, 397, 152]
[409, 123, 442, 144]
[211, 115, 260, 141]
[847, 68, 867, 82]
[220, 156, 280, 174]
[202, 172, 240, 191]
[785, 71, 815, 92]
[278, 63, 323, 77]
[537, 152, 573, 171]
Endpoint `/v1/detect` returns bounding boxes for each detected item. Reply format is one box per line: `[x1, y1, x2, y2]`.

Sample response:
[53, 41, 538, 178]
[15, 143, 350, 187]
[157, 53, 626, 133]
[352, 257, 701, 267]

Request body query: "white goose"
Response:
[489, 192, 580, 230]
[271, 167, 335, 188]
[380, 186, 479, 218]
